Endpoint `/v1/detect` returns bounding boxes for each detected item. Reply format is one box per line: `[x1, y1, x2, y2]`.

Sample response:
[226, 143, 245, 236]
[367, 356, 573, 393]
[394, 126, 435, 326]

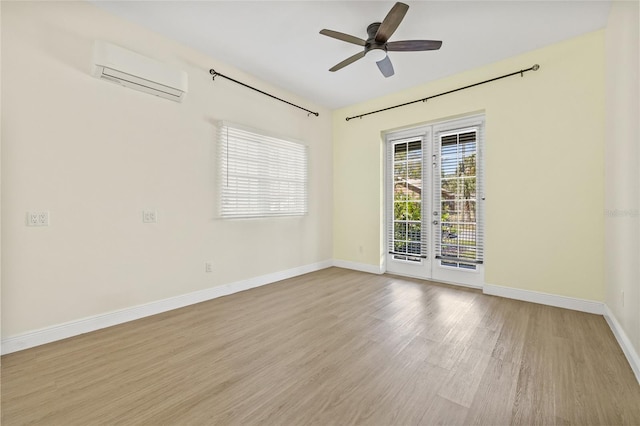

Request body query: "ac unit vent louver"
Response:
[91, 41, 188, 102]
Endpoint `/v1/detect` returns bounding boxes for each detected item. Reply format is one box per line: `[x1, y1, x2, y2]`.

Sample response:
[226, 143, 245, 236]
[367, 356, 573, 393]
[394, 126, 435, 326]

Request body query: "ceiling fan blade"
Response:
[386, 40, 443, 51]
[375, 2, 409, 43]
[329, 51, 366, 72]
[376, 55, 395, 78]
[320, 29, 366, 46]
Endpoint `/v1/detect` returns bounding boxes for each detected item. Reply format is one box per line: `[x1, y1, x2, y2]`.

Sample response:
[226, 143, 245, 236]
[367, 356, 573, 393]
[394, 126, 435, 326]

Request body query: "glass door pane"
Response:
[439, 131, 479, 269]
[392, 140, 423, 261]
[386, 133, 430, 279]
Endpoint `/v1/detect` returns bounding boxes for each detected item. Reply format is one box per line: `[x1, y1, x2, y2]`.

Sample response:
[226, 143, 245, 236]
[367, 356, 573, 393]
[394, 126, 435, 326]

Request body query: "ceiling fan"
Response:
[320, 2, 442, 78]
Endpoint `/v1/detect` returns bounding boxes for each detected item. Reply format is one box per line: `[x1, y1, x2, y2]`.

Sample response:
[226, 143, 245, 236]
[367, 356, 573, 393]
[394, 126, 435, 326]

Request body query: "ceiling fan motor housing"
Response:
[366, 22, 387, 55]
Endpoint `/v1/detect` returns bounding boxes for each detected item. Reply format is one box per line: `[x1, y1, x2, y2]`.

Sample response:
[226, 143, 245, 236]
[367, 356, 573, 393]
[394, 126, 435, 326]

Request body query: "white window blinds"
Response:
[385, 137, 428, 262]
[218, 123, 308, 218]
[433, 124, 484, 266]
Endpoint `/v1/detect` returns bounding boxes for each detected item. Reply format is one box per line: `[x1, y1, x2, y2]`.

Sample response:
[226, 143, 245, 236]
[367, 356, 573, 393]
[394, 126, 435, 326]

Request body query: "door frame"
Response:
[383, 114, 485, 289]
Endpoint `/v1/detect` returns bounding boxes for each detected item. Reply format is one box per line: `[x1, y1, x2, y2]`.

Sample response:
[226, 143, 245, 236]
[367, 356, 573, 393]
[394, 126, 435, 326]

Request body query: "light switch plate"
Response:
[26, 211, 49, 226]
[143, 210, 157, 223]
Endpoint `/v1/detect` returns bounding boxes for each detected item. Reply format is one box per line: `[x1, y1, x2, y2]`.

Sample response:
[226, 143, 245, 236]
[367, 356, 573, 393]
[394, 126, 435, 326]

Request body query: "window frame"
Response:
[218, 122, 308, 219]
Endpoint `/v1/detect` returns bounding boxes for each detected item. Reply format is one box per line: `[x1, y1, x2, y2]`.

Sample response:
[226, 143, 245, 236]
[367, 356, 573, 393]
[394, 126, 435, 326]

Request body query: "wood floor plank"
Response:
[419, 395, 469, 425]
[465, 356, 520, 425]
[2, 267, 640, 425]
[436, 346, 492, 408]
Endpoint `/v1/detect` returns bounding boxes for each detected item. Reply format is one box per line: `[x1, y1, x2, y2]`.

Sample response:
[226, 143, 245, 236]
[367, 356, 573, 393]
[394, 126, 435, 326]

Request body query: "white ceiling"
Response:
[92, 1, 611, 109]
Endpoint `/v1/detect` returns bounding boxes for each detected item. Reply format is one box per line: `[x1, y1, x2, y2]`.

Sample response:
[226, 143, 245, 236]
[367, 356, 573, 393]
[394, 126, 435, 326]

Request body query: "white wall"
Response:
[0, 1, 4, 340]
[1, 1, 333, 338]
[604, 0, 640, 365]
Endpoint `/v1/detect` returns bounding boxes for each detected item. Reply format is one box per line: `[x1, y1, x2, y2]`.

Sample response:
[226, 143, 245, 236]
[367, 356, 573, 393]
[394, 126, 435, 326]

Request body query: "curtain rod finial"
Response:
[532, 64, 540, 71]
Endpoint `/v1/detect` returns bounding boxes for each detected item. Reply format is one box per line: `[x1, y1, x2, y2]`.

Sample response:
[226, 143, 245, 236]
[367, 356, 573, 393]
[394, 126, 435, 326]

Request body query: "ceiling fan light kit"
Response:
[320, 2, 442, 78]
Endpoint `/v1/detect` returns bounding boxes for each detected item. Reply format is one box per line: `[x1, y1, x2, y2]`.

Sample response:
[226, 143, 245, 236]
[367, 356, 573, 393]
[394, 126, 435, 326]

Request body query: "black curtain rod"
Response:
[345, 64, 540, 121]
[209, 69, 319, 117]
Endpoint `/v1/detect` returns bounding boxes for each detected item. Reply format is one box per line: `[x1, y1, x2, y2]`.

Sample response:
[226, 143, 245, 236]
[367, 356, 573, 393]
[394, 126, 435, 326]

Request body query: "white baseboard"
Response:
[6, 262, 638, 388]
[603, 305, 640, 385]
[1, 259, 333, 355]
[482, 284, 640, 384]
[332, 259, 384, 275]
[483, 283, 604, 315]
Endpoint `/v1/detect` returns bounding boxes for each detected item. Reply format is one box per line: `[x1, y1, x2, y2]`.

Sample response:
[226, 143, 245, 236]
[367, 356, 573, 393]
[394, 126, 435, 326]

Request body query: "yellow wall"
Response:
[604, 1, 640, 362]
[1, 1, 333, 337]
[334, 31, 605, 301]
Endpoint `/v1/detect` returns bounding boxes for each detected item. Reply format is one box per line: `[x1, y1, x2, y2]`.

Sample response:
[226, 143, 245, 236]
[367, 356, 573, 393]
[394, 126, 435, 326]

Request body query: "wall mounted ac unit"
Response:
[91, 41, 188, 102]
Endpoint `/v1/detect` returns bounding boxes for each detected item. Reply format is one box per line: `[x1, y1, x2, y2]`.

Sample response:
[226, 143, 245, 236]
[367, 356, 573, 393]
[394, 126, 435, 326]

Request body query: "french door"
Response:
[385, 115, 485, 288]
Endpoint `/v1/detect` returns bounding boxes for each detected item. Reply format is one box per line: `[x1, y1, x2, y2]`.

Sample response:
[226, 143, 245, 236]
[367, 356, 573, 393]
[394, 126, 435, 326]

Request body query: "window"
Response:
[218, 122, 308, 218]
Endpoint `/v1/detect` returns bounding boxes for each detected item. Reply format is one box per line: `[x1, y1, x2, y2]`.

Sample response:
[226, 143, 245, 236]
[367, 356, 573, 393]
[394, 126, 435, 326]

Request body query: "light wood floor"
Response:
[2, 267, 640, 425]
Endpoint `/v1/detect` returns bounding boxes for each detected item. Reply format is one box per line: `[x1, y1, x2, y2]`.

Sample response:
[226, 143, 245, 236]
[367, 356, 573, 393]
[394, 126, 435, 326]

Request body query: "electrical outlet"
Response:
[26, 211, 49, 226]
[142, 210, 157, 223]
[38, 211, 49, 225]
[27, 212, 39, 226]
[205, 261, 213, 273]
